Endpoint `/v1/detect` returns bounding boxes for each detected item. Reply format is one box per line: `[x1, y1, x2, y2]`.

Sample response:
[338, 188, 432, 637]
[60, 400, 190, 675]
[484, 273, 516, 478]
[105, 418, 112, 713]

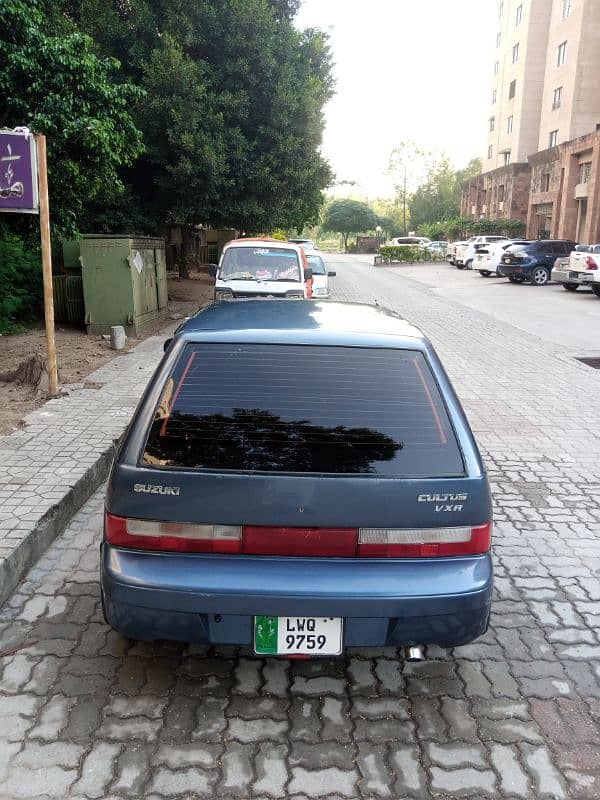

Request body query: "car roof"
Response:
[176, 300, 427, 349]
[223, 238, 301, 252]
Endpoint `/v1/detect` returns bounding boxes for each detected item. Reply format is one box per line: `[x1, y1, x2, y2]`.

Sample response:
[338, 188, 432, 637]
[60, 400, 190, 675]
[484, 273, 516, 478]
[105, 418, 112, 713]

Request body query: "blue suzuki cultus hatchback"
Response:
[101, 301, 493, 656]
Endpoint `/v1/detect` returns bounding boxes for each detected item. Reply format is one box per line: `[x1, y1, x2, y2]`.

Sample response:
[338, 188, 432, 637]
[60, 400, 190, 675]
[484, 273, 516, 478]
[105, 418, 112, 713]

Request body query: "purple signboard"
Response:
[0, 129, 39, 214]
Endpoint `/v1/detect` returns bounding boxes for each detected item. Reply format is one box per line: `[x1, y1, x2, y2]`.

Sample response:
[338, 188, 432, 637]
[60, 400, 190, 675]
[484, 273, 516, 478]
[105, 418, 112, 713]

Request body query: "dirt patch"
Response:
[0, 272, 214, 436]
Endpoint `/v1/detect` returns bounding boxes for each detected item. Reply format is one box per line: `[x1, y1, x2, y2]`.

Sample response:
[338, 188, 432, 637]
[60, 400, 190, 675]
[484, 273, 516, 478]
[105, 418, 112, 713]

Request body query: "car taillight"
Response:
[357, 523, 492, 557]
[586, 256, 598, 270]
[105, 515, 492, 557]
[104, 513, 242, 553]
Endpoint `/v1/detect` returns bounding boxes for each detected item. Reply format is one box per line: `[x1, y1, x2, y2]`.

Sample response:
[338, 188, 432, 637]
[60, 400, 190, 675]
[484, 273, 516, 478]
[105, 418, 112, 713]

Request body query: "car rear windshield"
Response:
[142, 344, 464, 477]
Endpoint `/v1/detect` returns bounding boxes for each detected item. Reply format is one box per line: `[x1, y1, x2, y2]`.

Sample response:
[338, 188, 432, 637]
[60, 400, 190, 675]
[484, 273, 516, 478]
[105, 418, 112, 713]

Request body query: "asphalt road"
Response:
[1, 255, 600, 799]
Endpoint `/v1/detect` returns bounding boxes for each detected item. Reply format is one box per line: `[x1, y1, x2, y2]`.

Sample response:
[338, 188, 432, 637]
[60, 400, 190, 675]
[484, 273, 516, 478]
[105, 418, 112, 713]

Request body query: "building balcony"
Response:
[574, 182, 589, 199]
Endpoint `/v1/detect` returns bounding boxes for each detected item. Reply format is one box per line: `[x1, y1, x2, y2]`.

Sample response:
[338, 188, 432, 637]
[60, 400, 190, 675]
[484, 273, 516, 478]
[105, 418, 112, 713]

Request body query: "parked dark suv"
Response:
[498, 239, 576, 286]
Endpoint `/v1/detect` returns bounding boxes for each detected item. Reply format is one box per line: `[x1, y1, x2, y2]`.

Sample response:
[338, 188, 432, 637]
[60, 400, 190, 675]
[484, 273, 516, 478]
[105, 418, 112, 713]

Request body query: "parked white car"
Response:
[447, 240, 470, 265]
[474, 239, 531, 277]
[426, 240, 449, 257]
[306, 253, 336, 298]
[289, 238, 317, 253]
[455, 236, 510, 269]
[389, 236, 431, 247]
[551, 243, 600, 296]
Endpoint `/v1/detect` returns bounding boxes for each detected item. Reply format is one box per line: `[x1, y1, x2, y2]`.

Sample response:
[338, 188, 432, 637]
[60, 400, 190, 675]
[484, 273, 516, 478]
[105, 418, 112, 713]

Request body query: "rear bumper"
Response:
[498, 262, 530, 277]
[551, 267, 596, 285]
[101, 544, 493, 648]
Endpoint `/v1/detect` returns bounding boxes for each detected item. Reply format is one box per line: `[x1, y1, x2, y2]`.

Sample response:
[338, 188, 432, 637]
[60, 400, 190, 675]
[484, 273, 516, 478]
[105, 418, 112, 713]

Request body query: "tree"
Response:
[0, 0, 144, 239]
[322, 200, 377, 252]
[67, 0, 334, 238]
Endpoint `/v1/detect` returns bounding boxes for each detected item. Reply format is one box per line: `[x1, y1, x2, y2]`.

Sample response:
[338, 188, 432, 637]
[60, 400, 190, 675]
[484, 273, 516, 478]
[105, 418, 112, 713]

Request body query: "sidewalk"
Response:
[0, 332, 169, 606]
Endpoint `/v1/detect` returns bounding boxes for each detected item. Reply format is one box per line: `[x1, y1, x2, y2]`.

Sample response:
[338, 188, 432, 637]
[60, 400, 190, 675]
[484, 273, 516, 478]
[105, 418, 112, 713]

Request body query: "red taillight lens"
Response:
[105, 513, 242, 553]
[243, 527, 357, 557]
[357, 523, 492, 557]
[586, 256, 598, 270]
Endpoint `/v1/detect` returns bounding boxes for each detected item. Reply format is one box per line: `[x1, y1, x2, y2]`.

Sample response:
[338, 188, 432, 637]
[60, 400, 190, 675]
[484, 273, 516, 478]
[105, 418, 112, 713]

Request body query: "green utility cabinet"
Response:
[75, 235, 168, 336]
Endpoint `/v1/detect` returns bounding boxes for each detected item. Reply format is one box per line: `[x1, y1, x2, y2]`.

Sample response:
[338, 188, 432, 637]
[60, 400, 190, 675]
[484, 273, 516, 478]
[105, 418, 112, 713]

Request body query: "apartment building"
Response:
[484, 0, 552, 171]
[462, 0, 600, 243]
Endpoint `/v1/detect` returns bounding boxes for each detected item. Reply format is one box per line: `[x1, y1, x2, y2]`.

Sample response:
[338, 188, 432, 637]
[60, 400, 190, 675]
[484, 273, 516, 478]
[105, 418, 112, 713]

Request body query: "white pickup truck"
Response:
[551, 243, 600, 296]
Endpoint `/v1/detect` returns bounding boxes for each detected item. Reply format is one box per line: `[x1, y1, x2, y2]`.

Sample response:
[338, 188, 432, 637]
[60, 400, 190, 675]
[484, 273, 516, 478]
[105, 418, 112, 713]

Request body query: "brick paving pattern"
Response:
[0, 256, 599, 798]
[0, 336, 166, 607]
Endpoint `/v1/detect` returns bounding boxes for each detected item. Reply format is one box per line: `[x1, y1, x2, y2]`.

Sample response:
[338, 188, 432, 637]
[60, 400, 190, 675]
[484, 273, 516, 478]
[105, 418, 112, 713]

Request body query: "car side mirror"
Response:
[304, 267, 313, 281]
[208, 263, 218, 278]
[327, 270, 336, 277]
[163, 337, 173, 352]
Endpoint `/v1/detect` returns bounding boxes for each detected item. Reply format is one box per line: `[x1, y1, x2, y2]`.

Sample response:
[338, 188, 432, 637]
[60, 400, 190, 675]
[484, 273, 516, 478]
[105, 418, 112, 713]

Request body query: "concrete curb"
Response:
[0, 439, 119, 608]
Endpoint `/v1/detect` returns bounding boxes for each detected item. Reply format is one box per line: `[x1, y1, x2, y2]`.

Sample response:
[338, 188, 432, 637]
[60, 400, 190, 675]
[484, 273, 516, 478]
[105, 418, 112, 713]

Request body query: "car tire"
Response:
[591, 285, 600, 298]
[465, 259, 473, 270]
[456, 263, 465, 270]
[563, 283, 579, 291]
[479, 270, 491, 277]
[530, 267, 550, 286]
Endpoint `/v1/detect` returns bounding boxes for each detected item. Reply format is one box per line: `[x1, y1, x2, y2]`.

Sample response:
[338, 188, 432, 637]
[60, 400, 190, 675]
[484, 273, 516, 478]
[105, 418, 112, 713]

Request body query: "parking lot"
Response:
[1, 255, 599, 799]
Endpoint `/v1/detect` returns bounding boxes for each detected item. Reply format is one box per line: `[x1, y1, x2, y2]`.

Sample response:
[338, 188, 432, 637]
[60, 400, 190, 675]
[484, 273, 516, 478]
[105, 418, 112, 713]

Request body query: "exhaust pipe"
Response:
[404, 645, 426, 662]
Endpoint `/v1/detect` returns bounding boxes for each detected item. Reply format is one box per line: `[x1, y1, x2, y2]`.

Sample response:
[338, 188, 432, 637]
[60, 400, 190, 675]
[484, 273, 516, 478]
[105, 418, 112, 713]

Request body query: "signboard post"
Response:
[0, 128, 59, 396]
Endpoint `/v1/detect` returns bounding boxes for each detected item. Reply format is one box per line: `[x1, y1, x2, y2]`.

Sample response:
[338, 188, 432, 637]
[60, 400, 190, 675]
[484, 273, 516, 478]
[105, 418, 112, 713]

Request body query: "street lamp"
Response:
[375, 225, 382, 247]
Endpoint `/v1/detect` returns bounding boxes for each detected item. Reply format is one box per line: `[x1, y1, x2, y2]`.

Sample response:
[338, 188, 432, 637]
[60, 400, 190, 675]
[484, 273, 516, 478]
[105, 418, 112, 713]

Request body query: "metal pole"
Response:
[36, 134, 59, 397]
[403, 166, 407, 235]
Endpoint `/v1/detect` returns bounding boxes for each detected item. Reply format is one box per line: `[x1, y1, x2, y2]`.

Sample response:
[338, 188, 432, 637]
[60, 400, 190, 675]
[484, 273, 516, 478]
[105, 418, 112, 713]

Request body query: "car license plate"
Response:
[503, 257, 511, 263]
[254, 615, 343, 655]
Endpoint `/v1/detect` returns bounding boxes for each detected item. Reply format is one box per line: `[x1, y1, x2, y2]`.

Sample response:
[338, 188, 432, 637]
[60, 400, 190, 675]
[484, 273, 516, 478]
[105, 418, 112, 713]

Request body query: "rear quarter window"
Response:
[142, 344, 465, 478]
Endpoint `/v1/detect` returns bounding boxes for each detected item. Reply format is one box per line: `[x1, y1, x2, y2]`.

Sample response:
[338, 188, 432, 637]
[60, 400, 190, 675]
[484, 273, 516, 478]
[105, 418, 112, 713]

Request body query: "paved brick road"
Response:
[1, 256, 599, 799]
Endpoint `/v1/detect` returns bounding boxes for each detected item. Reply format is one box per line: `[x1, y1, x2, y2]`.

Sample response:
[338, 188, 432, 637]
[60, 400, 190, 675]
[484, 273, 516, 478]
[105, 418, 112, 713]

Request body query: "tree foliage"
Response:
[322, 199, 377, 251]
[0, 0, 144, 239]
[69, 0, 334, 234]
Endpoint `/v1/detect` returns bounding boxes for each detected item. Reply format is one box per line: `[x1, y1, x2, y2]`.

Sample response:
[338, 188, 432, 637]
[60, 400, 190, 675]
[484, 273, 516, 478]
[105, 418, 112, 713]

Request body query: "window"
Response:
[562, 0, 572, 20]
[488, 145, 493, 159]
[499, 1, 504, 17]
[516, 4, 523, 25]
[503, 151, 511, 165]
[509, 79, 516, 99]
[498, 185, 505, 202]
[552, 86, 562, 109]
[549, 130, 559, 147]
[142, 344, 465, 477]
[579, 162, 592, 184]
[494, 61, 499, 76]
[492, 89, 497, 104]
[507, 115, 513, 133]
[542, 173, 551, 192]
[219, 246, 301, 282]
[557, 41, 567, 66]
[496, 32, 502, 47]
[512, 43, 519, 63]
[489, 116, 495, 132]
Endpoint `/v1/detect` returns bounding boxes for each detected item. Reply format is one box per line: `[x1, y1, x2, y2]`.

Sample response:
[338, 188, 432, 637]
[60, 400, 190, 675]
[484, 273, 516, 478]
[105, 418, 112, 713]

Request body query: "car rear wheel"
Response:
[456, 263, 465, 270]
[479, 270, 491, 277]
[465, 259, 473, 270]
[530, 267, 550, 286]
[563, 283, 579, 291]
[591, 285, 600, 298]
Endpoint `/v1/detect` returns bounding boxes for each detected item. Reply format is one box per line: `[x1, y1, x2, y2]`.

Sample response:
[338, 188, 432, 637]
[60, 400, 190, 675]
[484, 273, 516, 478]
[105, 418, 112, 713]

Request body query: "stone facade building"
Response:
[460, 163, 531, 222]
[527, 130, 600, 242]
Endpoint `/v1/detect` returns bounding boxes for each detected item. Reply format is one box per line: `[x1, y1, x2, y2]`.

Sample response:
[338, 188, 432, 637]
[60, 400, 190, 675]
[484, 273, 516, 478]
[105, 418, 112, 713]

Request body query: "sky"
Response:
[296, 0, 497, 198]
